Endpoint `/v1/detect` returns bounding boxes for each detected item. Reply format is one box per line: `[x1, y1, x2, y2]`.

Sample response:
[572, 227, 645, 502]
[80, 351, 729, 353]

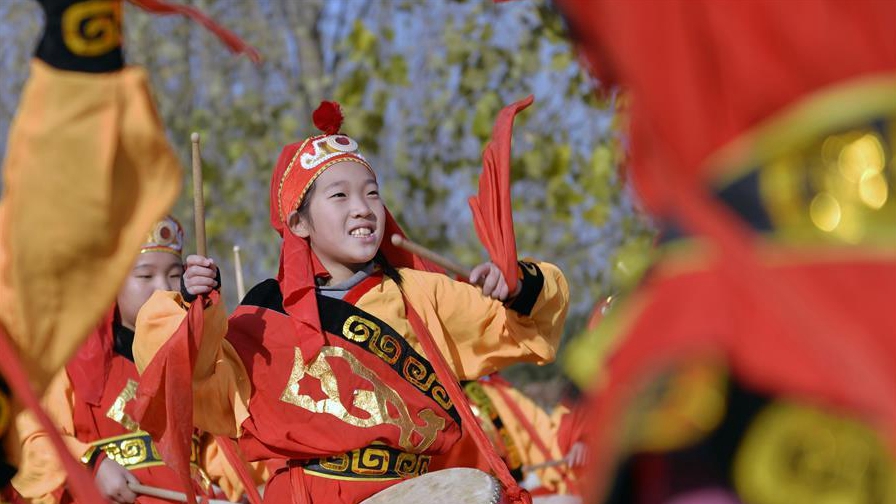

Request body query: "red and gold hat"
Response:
[141, 215, 184, 257]
[275, 101, 373, 227]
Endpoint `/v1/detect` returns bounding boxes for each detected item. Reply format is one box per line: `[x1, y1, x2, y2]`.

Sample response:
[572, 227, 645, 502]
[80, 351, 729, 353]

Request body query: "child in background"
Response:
[11, 217, 221, 504]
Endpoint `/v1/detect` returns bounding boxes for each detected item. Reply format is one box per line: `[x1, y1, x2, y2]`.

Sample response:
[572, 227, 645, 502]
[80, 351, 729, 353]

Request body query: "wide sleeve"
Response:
[9, 372, 91, 503]
[132, 291, 251, 437]
[401, 260, 569, 379]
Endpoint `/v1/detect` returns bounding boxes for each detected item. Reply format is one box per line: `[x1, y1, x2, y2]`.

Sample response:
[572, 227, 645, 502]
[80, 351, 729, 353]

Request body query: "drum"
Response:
[361, 468, 503, 504]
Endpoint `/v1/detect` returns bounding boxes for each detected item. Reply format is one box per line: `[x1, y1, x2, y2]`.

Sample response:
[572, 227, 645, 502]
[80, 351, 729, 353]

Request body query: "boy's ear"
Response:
[287, 210, 311, 238]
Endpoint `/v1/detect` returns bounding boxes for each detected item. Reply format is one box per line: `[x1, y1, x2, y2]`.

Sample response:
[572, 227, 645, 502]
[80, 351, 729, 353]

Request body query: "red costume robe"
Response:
[134, 261, 569, 504]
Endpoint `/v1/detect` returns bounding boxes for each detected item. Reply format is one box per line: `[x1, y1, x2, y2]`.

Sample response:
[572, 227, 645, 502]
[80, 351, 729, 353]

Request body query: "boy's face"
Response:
[291, 161, 385, 276]
[117, 251, 183, 330]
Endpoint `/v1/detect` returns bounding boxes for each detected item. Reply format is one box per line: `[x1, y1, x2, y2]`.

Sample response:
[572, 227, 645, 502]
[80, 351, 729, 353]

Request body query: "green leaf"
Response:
[584, 203, 611, 226]
[347, 20, 378, 59]
[551, 50, 573, 71]
[334, 69, 368, 108]
[472, 91, 501, 141]
[383, 55, 409, 86]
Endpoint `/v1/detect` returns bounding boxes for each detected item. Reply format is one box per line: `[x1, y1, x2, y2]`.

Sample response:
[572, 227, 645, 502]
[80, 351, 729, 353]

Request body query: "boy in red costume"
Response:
[133, 102, 570, 503]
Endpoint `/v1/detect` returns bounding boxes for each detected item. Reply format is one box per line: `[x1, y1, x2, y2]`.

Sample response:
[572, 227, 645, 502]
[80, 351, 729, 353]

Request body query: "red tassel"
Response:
[402, 298, 530, 504]
[215, 436, 264, 504]
[312, 101, 344, 135]
[128, 292, 216, 504]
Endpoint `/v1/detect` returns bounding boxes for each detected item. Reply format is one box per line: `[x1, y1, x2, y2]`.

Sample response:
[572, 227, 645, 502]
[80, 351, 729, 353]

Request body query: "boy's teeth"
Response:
[350, 228, 372, 237]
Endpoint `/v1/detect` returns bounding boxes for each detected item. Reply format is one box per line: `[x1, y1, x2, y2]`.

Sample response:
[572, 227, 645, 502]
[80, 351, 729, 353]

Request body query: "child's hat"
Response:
[141, 215, 184, 257]
[275, 101, 374, 227]
[266, 102, 444, 360]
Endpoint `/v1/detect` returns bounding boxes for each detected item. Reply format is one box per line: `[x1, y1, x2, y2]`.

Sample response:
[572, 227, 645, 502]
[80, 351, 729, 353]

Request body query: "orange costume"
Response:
[131, 103, 569, 504]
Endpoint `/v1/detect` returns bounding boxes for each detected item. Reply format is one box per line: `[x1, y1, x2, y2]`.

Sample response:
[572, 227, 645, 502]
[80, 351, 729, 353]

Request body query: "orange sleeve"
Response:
[133, 291, 251, 437]
[201, 436, 269, 502]
[9, 371, 92, 503]
[398, 260, 569, 379]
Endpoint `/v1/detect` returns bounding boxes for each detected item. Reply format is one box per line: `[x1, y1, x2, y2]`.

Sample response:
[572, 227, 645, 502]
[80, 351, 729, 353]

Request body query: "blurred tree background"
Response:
[0, 0, 654, 393]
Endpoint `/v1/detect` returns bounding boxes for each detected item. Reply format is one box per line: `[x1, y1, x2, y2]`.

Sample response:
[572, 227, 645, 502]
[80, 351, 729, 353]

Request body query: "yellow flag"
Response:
[0, 60, 181, 392]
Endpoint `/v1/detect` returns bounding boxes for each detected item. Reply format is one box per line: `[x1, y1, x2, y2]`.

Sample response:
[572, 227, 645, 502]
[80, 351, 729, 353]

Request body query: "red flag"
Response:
[128, 0, 261, 63]
[468, 95, 534, 293]
[128, 292, 215, 504]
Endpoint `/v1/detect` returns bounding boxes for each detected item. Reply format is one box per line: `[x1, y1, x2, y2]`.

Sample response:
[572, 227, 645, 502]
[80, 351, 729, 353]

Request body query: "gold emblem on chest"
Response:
[105, 379, 139, 431]
[281, 346, 445, 453]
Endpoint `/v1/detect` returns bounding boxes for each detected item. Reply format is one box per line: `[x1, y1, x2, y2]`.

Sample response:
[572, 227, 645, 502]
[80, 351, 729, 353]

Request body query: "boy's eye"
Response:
[136, 275, 152, 279]
[329, 192, 346, 199]
[368, 190, 379, 197]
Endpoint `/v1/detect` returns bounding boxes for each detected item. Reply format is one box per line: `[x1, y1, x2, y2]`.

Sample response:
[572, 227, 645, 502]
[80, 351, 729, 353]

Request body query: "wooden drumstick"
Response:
[191, 132, 207, 257]
[128, 482, 230, 503]
[390, 234, 471, 279]
[233, 245, 246, 300]
[522, 458, 568, 472]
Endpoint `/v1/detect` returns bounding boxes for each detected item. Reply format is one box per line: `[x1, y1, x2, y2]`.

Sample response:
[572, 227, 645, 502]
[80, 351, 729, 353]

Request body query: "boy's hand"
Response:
[183, 254, 219, 297]
[469, 262, 521, 301]
[95, 458, 138, 503]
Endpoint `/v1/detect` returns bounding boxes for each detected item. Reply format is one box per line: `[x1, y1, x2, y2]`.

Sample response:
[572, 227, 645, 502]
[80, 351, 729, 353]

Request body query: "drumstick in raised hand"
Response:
[191, 132, 207, 257]
[128, 482, 230, 503]
[233, 245, 246, 300]
[522, 458, 568, 472]
[390, 234, 471, 280]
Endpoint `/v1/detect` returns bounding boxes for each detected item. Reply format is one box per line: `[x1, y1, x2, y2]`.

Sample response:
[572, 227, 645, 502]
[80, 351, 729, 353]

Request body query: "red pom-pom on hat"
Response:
[312, 101, 344, 135]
